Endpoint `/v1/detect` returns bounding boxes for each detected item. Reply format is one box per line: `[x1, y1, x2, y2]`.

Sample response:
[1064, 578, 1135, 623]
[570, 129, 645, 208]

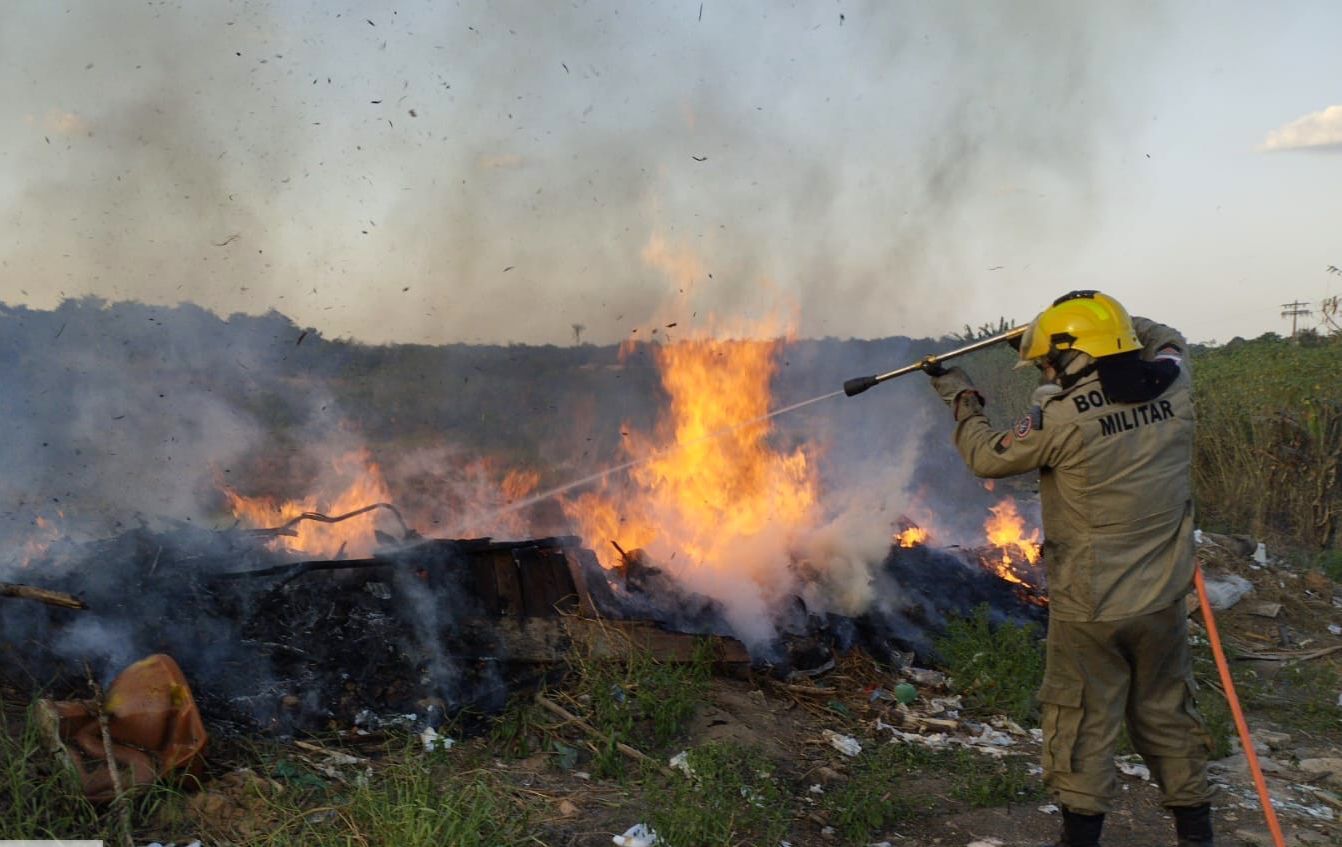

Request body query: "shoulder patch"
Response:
[1013, 414, 1034, 439]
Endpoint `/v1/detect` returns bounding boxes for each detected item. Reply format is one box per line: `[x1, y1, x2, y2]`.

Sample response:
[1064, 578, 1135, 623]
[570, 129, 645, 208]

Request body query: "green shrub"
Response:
[936, 604, 1045, 725]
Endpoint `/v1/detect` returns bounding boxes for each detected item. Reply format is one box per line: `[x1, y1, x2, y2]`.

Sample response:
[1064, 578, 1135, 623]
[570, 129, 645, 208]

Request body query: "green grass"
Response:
[0, 706, 103, 839]
[820, 741, 942, 844]
[570, 637, 713, 778]
[947, 750, 1042, 807]
[647, 741, 790, 847]
[0, 703, 194, 843]
[935, 604, 1045, 725]
[256, 750, 533, 847]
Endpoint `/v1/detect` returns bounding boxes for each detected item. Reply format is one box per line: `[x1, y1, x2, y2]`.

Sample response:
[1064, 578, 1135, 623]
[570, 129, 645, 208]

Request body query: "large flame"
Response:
[222, 450, 394, 559]
[983, 497, 1041, 585]
[565, 331, 819, 584]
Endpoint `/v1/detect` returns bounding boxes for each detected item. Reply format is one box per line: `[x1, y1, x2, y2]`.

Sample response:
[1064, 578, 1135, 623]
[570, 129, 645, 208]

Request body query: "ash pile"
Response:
[1, 514, 1044, 736]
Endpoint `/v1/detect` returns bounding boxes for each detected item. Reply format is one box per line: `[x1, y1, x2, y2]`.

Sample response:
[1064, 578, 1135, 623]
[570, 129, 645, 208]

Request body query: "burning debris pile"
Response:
[3, 508, 1045, 738]
[0, 308, 1051, 741]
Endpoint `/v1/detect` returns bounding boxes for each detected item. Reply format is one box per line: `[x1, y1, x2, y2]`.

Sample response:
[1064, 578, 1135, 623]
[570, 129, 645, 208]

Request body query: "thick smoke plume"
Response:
[2, 1, 1168, 345]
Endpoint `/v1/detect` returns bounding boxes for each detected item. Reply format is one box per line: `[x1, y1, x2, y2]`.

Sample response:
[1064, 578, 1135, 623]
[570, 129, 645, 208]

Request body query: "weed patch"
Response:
[821, 742, 941, 844]
[936, 604, 1044, 725]
[568, 636, 713, 776]
[648, 741, 790, 847]
[947, 750, 1042, 807]
[250, 739, 534, 847]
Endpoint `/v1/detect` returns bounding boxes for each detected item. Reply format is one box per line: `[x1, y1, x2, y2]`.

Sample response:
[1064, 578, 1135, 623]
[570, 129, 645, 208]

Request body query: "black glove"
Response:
[919, 355, 948, 377]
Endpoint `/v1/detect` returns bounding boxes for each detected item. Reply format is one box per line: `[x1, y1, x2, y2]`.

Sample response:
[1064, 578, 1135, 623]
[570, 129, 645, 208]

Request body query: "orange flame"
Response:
[895, 526, 929, 548]
[564, 330, 818, 580]
[983, 498, 1041, 585]
[222, 450, 393, 558]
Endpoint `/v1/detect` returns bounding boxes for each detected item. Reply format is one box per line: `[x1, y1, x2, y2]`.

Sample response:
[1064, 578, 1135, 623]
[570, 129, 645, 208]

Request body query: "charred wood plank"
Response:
[0, 582, 86, 609]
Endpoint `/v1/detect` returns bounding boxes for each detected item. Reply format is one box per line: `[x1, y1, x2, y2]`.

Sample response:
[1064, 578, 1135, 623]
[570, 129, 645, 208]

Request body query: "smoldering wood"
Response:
[0, 581, 87, 609]
[3, 524, 1042, 736]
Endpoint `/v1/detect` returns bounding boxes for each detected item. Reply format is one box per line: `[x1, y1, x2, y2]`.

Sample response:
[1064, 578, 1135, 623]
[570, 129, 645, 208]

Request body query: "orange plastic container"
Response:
[40, 654, 208, 801]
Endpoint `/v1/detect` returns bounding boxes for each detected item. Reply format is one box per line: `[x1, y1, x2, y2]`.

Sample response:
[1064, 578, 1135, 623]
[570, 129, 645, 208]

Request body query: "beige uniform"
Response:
[932, 318, 1213, 814]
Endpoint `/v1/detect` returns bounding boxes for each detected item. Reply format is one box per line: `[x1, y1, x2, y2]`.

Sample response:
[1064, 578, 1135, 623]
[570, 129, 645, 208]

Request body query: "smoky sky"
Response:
[1, 1, 1171, 345]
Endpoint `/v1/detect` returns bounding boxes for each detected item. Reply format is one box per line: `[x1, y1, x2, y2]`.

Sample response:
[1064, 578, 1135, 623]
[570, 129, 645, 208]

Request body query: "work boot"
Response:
[1045, 808, 1104, 847]
[1172, 803, 1215, 846]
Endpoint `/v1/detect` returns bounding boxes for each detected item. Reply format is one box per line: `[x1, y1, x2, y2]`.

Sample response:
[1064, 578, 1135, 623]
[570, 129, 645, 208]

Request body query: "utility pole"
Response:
[1280, 300, 1313, 339]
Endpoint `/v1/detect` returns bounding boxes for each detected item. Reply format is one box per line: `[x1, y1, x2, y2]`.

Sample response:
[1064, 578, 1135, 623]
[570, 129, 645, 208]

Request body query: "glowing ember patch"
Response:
[17, 512, 64, 568]
[222, 450, 393, 559]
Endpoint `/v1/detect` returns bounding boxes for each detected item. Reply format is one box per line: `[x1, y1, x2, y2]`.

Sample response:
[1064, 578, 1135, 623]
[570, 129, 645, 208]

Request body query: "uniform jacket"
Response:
[934, 318, 1195, 622]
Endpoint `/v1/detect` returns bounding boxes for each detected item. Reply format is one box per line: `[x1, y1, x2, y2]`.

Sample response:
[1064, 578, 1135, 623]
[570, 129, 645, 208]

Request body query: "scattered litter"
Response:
[1254, 543, 1269, 565]
[1201, 572, 1253, 611]
[1246, 602, 1282, 619]
[420, 726, 454, 753]
[613, 823, 659, 846]
[823, 729, 862, 757]
[821, 826, 836, 837]
[893, 682, 918, 704]
[1038, 803, 1059, 814]
[669, 750, 694, 777]
[808, 783, 825, 794]
[966, 723, 1015, 748]
[142, 842, 202, 847]
[966, 839, 1003, 847]
[874, 718, 1012, 758]
[1330, 624, 1342, 636]
[1116, 756, 1151, 781]
[900, 666, 948, 688]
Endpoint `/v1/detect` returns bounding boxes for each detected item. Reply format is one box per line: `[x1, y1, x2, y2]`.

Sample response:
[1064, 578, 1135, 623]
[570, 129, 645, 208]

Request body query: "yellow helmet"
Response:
[1018, 290, 1141, 365]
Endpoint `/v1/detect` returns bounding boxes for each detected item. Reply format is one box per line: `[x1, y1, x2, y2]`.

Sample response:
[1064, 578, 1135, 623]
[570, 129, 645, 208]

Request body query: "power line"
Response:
[1280, 300, 1313, 339]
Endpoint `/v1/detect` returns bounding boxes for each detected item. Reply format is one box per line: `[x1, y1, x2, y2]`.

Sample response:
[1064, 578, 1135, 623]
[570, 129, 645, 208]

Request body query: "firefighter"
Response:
[923, 291, 1214, 847]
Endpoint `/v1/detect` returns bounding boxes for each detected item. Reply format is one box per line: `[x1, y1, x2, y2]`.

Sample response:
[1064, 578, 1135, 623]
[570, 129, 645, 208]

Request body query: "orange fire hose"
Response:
[1193, 566, 1286, 847]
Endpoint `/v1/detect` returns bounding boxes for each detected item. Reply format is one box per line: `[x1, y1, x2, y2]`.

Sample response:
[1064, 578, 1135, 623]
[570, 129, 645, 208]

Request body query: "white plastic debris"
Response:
[1254, 543, 1268, 564]
[613, 823, 659, 846]
[1038, 804, 1060, 815]
[1330, 624, 1342, 636]
[1194, 529, 1204, 544]
[420, 726, 455, 753]
[1116, 756, 1151, 781]
[966, 840, 1003, 847]
[1201, 573, 1253, 611]
[823, 729, 862, 757]
[809, 783, 825, 795]
[669, 750, 694, 778]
